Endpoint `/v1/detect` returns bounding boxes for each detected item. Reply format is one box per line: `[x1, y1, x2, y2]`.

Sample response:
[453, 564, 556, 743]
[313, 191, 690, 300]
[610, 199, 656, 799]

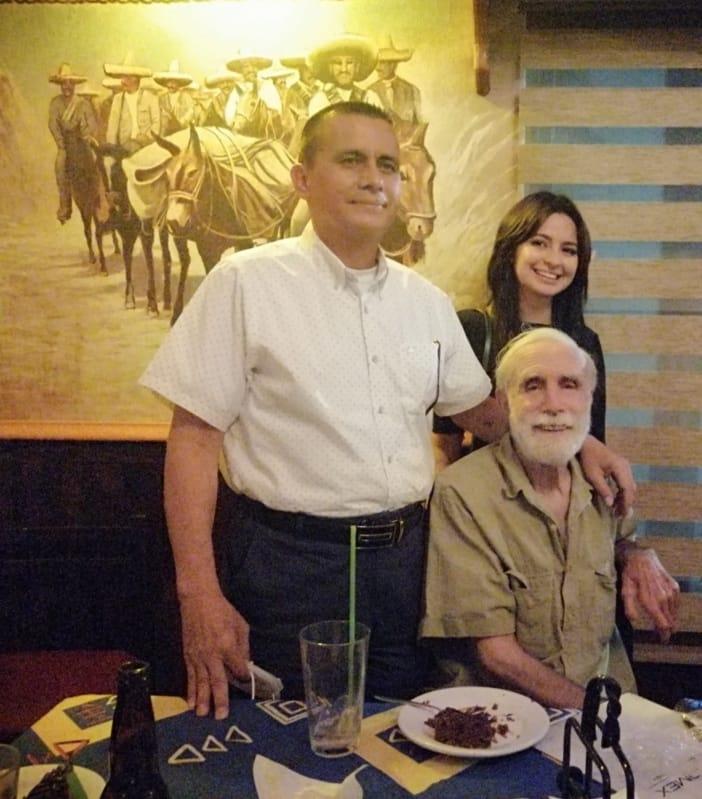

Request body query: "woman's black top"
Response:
[434, 308, 607, 450]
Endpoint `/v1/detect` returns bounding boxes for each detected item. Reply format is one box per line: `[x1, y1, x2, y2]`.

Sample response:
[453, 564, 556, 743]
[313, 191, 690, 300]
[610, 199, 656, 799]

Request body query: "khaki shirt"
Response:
[421, 434, 636, 691]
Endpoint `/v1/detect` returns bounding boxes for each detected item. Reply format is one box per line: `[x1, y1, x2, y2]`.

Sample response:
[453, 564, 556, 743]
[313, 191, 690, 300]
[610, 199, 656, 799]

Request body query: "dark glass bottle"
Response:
[100, 660, 171, 799]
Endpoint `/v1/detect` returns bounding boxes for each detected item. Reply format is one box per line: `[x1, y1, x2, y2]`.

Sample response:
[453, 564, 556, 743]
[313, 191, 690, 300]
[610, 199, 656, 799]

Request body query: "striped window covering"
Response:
[518, 31, 702, 600]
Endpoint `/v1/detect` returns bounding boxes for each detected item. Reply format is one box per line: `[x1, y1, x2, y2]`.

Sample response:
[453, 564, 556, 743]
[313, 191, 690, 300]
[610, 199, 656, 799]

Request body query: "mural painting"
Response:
[0, 0, 515, 432]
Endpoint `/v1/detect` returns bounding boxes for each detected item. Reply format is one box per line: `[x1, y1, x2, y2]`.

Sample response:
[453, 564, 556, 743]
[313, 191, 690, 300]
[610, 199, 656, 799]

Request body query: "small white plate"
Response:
[18, 764, 105, 798]
[398, 686, 550, 758]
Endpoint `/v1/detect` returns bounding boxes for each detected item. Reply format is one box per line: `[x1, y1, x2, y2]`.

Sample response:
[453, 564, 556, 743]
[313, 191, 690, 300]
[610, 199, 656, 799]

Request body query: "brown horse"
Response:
[129, 126, 298, 321]
[64, 134, 110, 273]
[380, 122, 436, 266]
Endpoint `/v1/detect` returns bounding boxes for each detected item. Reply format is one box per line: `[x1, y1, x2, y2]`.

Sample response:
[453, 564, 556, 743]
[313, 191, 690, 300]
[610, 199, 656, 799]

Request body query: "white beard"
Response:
[510, 409, 590, 467]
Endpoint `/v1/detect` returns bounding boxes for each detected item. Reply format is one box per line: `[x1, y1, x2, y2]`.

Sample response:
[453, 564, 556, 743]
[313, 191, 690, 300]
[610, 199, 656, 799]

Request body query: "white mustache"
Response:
[530, 413, 575, 429]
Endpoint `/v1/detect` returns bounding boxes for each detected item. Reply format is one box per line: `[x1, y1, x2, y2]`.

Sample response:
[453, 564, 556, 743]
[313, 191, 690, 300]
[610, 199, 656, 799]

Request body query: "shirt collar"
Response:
[301, 223, 389, 292]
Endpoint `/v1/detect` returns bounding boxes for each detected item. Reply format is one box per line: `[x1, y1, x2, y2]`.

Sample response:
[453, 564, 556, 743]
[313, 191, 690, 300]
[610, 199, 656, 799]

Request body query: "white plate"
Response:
[397, 686, 550, 758]
[18, 764, 105, 799]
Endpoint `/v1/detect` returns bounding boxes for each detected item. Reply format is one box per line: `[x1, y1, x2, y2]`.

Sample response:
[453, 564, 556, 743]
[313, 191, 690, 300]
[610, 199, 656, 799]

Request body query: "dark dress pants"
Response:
[219, 498, 430, 700]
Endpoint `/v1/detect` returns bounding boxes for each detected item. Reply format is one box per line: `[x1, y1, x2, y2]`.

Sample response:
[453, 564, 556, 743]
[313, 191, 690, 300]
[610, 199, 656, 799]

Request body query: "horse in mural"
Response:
[125, 125, 298, 322]
[102, 144, 190, 316]
[64, 134, 111, 273]
[380, 122, 436, 266]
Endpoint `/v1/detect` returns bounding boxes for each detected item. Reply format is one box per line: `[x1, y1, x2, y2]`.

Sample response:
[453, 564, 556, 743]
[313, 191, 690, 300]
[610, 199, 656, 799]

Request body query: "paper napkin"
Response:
[253, 755, 364, 799]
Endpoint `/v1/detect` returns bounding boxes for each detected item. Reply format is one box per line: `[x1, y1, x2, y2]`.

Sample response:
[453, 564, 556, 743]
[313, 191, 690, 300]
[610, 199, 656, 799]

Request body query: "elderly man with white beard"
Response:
[421, 327, 679, 709]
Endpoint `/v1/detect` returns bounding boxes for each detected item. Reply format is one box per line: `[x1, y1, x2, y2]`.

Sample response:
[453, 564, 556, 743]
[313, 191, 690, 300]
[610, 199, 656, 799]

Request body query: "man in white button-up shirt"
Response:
[141, 102, 492, 717]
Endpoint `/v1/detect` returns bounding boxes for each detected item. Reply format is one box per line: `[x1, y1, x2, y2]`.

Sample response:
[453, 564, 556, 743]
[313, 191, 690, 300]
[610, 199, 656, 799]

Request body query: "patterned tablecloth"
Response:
[13, 693, 581, 798]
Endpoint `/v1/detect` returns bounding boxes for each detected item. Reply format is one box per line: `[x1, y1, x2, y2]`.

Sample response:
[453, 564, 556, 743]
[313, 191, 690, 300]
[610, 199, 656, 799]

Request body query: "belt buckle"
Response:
[356, 519, 404, 549]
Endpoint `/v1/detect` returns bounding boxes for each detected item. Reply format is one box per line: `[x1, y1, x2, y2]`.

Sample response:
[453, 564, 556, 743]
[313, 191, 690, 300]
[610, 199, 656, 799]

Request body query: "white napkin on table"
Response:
[253, 755, 364, 799]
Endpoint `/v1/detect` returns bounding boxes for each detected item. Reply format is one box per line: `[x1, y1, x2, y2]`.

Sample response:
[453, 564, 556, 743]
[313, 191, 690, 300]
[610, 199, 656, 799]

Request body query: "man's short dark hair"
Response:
[299, 101, 394, 165]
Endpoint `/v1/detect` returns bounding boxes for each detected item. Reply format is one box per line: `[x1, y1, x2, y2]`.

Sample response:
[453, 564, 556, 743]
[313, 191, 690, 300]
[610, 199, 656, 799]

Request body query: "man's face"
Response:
[121, 75, 140, 93]
[329, 55, 358, 88]
[506, 341, 592, 467]
[241, 61, 258, 83]
[292, 112, 401, 252]
[165, 79, 181, 93]
[60, 80, 75, 98]
[376, 61, 397, 80]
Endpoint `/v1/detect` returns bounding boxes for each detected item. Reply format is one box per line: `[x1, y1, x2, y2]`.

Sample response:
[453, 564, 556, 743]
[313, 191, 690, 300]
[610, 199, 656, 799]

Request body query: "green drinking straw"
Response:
[349, 524, 357, 641]
[348, 524, 357, 693]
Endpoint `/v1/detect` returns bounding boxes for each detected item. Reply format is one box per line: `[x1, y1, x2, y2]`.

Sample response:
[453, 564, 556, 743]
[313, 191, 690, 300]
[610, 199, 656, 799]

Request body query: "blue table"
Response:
[14, 693, 579, 798]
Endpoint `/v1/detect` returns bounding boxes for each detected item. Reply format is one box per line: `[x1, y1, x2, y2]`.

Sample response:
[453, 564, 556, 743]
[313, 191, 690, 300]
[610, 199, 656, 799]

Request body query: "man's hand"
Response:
[618, 544, 680, 643]
[579, 435, 636, 517]
[179, 591, 250, 720]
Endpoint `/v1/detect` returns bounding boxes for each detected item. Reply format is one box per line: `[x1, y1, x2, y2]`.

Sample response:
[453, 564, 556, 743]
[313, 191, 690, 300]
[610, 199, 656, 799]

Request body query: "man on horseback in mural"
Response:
[280, 54, 321, 138]
[154, 60, 196, 137]
[48, 63, 98, 224]
[307, 34, 383, 116]
[104, 55, 161, 207]
[223, 53, 282, 138]
[368, 35, 423, 129]
[203, 70, 240, 127]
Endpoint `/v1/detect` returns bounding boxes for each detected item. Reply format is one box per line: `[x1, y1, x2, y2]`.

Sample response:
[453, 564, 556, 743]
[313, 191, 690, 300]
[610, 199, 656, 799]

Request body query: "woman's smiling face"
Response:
[514, 212, 579, 304]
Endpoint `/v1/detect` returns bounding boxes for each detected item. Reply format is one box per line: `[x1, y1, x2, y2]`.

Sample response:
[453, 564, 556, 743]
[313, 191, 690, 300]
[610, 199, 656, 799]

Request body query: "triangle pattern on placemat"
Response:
[225, 724, 252, 744]
[202, 734, 227, 752]
[389, 727, 407, 744]
[168, 743, 206, 765]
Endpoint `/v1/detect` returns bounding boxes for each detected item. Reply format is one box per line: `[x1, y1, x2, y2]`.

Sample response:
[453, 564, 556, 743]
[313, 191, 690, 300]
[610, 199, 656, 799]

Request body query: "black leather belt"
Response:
[236, 495, 425, 550]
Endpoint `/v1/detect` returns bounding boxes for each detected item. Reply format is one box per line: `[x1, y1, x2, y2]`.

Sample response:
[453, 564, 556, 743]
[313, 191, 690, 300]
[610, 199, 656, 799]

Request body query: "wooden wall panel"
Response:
[587, 316, 702, 356]
[581, 203, 702, 242]
[608, 427, 702, 468]
[608, 373, 701, 412]
[590, 260, 702, 300]
[521, 88, 702, 128]
[519, 145, 702, 185]
[521, 30, 702, 69]
[636, 483, 702, 522]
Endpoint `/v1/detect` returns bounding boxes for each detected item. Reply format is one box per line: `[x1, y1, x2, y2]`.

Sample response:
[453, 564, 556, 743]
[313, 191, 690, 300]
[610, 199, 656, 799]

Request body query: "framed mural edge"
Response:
[0, 421, 170, 441]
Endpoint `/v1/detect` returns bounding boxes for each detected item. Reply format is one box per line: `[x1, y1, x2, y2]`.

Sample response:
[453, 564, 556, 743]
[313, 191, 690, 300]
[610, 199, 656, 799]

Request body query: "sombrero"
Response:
[309, 34, 378, 83]
[102, 76, 122, 90]
[280, 55, 311, 71]
[104, 52, 151, 78]
[153, 60, 194, 89]
[377, 34, 413, 63]
[49, 63, 87, 85]
[76, 84, 100, 97]
[204, 71, 241, 89]
[225, 51, 272, 73]
[258, 60, 295, 81]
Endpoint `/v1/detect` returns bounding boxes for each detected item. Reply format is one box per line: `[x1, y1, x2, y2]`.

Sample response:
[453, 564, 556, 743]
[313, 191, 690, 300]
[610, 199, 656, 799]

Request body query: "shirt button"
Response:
[378, 406, 384, 414]
[371, 355, 379, 364]
[387, 455, 393, 464]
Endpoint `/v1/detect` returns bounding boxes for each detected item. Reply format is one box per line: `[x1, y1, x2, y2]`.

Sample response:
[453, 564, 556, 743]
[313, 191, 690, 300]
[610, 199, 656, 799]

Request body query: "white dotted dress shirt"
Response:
[140, 226, 491, 516]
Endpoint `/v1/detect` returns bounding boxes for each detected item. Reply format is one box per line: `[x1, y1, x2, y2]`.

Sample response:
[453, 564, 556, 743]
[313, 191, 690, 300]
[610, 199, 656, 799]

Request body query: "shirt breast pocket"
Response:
[508, 568, 557, 661]
[399, 340, 440, 416]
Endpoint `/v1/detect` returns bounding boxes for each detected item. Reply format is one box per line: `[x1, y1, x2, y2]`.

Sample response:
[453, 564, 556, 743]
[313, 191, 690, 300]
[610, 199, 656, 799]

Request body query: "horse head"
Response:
[398, 122, 436, 244]
[154, 125, 205, 237]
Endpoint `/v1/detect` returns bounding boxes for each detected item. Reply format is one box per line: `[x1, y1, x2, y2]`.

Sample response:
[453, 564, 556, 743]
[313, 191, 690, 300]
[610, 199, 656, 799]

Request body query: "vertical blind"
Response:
[518, 30, 701, 574]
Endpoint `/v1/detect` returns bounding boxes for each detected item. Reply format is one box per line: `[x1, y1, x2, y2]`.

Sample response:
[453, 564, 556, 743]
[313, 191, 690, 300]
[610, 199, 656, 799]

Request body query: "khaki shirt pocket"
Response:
[587, 568, 617, 650]
[507, 568, 557, 661]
